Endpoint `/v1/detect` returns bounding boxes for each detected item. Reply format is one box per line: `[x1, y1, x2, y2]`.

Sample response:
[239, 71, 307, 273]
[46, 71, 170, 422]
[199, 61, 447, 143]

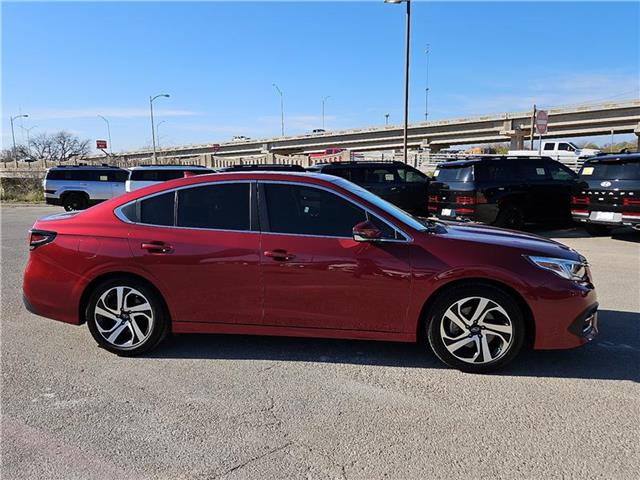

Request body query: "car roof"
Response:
[584, 152, 640, 164]
[128, 164, 213, 171]
[48, 164, 124, 170]
[437, 155, 553, 168]
[309, 161, 406, 168]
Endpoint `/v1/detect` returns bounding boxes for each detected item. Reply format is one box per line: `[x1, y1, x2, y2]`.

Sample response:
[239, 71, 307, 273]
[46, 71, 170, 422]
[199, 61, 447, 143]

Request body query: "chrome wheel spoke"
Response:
[440, 296, 514, 365]
[94, 286, 154, 349]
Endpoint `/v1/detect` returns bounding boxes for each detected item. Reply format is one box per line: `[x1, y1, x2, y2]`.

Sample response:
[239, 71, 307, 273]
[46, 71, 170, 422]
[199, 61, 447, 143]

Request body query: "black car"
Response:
[429, 156, 579, 229]
[215, 164, 306, 173]
[307, 161, 430, 216]
[571, 151, 640, 235]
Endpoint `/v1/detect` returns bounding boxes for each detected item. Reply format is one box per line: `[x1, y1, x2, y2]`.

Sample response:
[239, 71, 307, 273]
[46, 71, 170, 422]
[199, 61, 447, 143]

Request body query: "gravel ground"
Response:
[2, 204, 639, 479]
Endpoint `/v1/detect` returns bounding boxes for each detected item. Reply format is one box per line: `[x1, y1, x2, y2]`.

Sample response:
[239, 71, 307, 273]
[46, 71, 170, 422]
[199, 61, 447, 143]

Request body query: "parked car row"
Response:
[43, 152, 640, 234]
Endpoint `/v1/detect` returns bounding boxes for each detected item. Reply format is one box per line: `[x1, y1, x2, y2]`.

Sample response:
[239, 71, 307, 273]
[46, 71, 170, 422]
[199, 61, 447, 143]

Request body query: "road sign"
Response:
[96, 140, 108, 149]
[212, 143, 221, 153]
[535, 110, 549, 135]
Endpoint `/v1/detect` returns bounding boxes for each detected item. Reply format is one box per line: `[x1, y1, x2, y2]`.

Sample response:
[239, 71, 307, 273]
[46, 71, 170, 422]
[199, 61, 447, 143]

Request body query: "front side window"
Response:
[546, 162, 577, 181]
[363, 167, 398, 184]
[177, 183, 250, 230]
[520, 161, 548, 180]
[558, 143, 575, 152]
[263, 183, 367, 237]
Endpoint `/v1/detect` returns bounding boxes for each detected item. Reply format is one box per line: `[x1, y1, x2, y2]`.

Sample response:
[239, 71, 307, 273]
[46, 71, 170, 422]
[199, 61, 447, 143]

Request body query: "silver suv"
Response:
[44, 166, 129, 211]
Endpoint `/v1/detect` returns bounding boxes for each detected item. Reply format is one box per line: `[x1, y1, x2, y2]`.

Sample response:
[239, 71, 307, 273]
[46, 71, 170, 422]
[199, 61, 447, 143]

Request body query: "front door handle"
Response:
[141, 241, 174, 254]
[264, 249, 295, 261]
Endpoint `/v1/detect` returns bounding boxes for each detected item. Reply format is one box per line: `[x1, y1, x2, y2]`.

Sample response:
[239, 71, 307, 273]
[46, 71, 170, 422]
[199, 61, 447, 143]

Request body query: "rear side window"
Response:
[130, 169, 206, 182]
[520, 161, 548, 180]
[139, 192, 175, 226]
[263, 183, 366, 237]
[397, 166, 428, 183]
[111, 170, 130, 182]
[543, 143, 555, 151]
[177, 183, 250, 230]
[477, 162, 519, 182]
[581, 162, 640, 180]
[363, 167, 397, 184]
[546, 162, 577, 181]
[434, 166, 473, 182]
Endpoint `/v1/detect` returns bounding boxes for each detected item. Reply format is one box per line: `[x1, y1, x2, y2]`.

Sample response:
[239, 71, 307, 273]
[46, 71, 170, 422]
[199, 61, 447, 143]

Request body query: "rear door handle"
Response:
[264, 249, 295, 261]
[141, 241, 174, 254]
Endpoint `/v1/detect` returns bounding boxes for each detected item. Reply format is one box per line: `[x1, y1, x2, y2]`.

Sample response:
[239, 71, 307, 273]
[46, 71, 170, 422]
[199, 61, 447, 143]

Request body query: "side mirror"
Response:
[352, 220, 382, 242]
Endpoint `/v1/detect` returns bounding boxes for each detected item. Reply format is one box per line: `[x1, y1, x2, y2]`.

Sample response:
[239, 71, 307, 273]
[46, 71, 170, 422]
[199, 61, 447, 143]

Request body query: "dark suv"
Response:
[307, 161, 430, 216]
[215, 164, 306, 173]
[571, 151, 640, 235]
[428, 156, 579, 229]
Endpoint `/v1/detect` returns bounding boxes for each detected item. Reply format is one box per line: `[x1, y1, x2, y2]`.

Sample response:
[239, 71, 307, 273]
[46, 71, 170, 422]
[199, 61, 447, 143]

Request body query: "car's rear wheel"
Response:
[62, 193, 88, 211]
[426, 285, 526, 373]
[584, 223, 611, 236]
[86, 278, 169, 356]
[493, 204, 524, 230]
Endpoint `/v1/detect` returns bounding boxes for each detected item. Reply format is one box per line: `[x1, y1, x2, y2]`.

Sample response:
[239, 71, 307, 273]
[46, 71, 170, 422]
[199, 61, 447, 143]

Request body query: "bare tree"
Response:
[51, 131, 90, 163]
[0, 145, 29, 164]
[29, 133, 56, 162]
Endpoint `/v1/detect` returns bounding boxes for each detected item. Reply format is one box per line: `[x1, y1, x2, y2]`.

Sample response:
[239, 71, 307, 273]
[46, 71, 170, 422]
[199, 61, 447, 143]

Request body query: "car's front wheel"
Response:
[86, 278, 169, 356]
[426, 285, 526, 373]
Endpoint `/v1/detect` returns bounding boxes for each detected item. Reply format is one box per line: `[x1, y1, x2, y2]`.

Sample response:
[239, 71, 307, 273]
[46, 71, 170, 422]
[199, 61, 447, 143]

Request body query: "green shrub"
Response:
[0, 177, 44, 203]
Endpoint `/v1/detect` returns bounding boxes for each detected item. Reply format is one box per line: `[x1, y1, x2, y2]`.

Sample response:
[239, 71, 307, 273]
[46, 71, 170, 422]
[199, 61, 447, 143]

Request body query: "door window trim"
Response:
[257, 180, 411, 242]
[113, 180, 259, 233]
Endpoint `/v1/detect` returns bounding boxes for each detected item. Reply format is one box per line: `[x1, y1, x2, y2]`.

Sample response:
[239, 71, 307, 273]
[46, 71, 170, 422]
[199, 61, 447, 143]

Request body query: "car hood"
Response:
[436, 222, 581, 260]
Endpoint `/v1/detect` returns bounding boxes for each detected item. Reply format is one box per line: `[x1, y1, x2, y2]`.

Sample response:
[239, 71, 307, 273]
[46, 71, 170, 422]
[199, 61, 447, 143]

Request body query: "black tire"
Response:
[62, 193, 88, 211]
[426, 284, 526, 373]
[493, 204, 525, 230]
[584, 223, 611, 237]
[85, 278, 169, 356]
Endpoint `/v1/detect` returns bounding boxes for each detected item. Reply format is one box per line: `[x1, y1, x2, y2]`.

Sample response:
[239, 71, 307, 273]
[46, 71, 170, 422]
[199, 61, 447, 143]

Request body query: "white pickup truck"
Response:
[509, 141, 600, 163]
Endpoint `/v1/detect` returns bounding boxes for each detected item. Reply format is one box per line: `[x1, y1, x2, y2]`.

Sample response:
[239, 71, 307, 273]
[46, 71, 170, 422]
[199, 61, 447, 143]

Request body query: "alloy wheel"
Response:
[93, 286, 154, 349]
[439, 296, 513, 364]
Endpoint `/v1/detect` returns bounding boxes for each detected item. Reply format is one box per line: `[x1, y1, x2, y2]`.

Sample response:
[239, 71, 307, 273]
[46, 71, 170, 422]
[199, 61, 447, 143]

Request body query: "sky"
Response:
[2, 1, 639, 154]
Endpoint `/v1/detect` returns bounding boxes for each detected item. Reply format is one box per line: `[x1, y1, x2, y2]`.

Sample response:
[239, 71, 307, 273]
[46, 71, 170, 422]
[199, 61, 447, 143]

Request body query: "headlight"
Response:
[525, 255, 587, 281]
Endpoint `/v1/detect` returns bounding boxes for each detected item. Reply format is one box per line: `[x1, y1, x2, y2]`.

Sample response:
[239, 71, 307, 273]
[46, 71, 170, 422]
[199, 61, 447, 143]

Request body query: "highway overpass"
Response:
[88, 99, 640, 162]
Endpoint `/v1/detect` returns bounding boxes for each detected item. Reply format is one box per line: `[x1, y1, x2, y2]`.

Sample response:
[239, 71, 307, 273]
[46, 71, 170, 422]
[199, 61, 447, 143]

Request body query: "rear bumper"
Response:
[434, 204, 498, 225]
[572, 212, 640, 227]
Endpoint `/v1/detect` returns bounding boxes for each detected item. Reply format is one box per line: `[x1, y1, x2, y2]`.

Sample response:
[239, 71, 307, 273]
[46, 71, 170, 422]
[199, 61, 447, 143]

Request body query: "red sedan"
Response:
[23, 172, 598, 373]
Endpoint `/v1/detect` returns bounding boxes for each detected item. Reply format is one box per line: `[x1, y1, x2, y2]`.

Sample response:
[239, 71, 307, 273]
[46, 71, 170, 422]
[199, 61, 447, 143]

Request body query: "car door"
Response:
[544, 160, 578, 221]
[125, 181, 262, 325]
[517, 159, 554, 222]
[258, 181, 412, 333]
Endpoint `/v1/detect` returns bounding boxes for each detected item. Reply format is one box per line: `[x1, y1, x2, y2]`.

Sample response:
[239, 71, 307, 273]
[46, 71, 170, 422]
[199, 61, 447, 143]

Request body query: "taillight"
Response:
[571, 195, 590, 205]
[29, 230, 56, 250]
[455, 196, 475, 205]
[623, 198, 640, 206]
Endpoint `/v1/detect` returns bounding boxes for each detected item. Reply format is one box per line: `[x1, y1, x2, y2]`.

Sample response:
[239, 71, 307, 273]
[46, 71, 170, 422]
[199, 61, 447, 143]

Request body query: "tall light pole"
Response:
[272, 83, 284, 136]
[322, 96, 331, 130]
[10, 114, 29, 167]
[425, 44, 430, 122]
[156, 120, 166, 149]
[150, 93, 170, 162]
[385, 0, 411, 165]
[20, 125, 37, 155]
[385, 113, 390, 125]
[97, 115, 113, 154]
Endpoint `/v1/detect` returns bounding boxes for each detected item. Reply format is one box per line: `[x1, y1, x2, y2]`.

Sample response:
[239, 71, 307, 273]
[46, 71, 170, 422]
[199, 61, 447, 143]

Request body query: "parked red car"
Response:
[23, 172, 598, 372]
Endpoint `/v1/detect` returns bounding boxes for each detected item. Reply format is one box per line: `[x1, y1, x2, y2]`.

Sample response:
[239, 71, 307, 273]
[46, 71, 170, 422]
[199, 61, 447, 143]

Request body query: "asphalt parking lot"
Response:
[2, 204, 639, 480]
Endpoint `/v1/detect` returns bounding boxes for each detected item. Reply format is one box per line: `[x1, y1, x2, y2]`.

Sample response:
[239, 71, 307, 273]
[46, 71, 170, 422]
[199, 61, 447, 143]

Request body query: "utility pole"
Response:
[529, 104, 536, 150]
[322, 96, 330, 130]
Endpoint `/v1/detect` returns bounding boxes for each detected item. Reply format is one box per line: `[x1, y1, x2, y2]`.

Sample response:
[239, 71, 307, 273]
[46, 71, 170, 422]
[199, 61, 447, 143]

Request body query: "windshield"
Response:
[433, 166, 474, 182]
[332, 177, 429, 231]
[580, 162, 640, 180]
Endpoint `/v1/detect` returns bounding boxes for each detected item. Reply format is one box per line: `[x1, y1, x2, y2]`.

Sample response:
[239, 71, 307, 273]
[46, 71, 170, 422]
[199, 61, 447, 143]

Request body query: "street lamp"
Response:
[149, 93, 170, 162]
[322, 96, 331, 130]
[385, 113, 390, 126]
[19, 125, 38, 154]
[425, 44, 430, 122]
[10, 114, 29, 167]
[156, 120, 166, 149]
[384, 0, 411, 165]
[98, 115, 113, 154]
[272, 83, 284, 136]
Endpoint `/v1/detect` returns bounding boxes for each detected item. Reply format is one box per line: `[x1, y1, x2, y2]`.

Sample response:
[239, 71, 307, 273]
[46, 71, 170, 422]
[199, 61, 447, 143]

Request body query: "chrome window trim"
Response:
[259, 180, 412, 242]
[113, 180, 256, 233]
